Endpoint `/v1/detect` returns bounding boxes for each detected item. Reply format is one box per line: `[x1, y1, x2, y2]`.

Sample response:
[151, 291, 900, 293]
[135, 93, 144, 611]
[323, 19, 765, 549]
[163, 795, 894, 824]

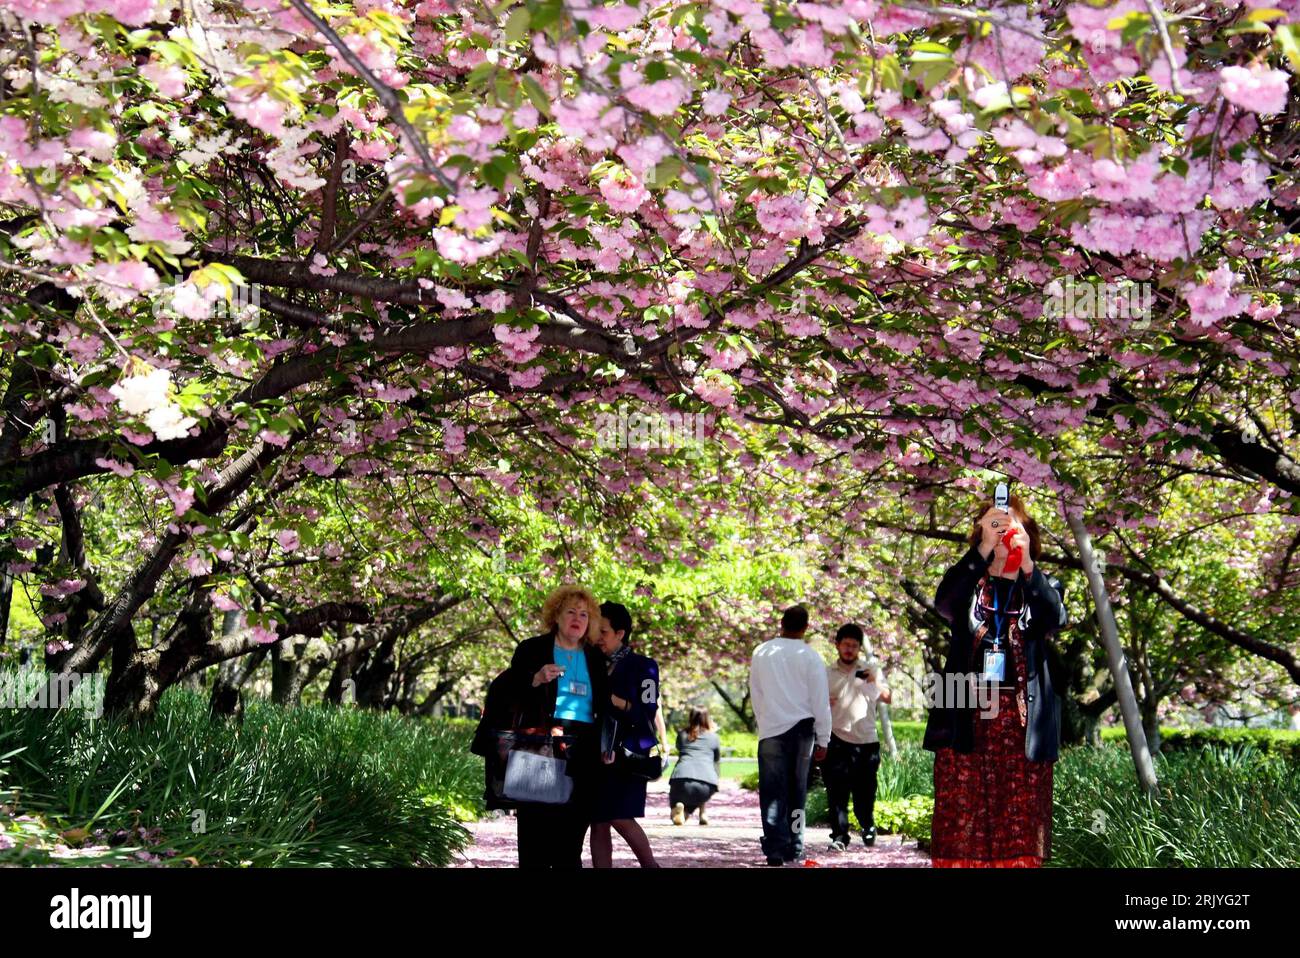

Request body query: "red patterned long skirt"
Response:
[930, 687, 1053, 868]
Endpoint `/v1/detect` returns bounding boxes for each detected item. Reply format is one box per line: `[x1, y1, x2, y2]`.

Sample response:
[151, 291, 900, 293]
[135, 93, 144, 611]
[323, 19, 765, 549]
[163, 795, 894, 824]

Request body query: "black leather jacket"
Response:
[923, 546, 1067, 763]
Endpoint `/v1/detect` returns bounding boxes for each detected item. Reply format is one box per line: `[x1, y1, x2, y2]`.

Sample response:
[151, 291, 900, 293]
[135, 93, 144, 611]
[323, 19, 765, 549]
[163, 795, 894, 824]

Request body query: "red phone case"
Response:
[1001, 527, 1023, 574]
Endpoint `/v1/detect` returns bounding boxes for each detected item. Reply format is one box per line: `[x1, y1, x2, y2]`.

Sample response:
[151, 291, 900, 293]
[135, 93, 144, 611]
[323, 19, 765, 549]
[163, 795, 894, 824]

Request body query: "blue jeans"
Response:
[757, 717, 815, 861]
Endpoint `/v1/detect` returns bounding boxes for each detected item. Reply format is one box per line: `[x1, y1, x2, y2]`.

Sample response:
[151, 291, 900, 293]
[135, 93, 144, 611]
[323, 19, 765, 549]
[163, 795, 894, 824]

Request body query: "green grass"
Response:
[793, 741, 1300, 866]
[713, 721, 927, 760]
[0, 688, 481, 867]
[664, 758, 756, 780]
[1050, 742, 1300, 867]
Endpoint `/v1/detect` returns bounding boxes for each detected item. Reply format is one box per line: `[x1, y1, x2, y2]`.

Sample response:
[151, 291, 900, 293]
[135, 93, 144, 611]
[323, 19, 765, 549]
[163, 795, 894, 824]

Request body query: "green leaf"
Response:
[505, 6, 530, 44]
[1276, 23, 1300, 72]
[520, 75, 550, 116]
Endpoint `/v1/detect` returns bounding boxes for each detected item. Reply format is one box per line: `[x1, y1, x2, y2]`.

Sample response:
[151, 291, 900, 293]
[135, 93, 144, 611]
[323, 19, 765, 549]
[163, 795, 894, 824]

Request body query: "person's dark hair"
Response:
[834, 623, 864, 644]
[780, 605, 809, 636]
[599, 601, 633, 644]
[686, 706, 712, 742]
[968, 493, 1043, 561]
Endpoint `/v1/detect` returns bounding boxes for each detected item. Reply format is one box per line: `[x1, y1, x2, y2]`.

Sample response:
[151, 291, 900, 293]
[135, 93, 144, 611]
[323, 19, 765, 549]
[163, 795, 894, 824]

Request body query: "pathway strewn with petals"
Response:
[450, 779, 931, 868]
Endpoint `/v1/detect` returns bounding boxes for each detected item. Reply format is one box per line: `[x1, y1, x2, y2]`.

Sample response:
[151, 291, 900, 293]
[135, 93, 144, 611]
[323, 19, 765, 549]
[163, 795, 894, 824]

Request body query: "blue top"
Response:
[552, 640, 594, 722]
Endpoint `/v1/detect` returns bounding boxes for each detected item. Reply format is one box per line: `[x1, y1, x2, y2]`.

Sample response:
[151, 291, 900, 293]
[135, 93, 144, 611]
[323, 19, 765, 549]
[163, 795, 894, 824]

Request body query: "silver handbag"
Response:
[502, 740, 575, 805]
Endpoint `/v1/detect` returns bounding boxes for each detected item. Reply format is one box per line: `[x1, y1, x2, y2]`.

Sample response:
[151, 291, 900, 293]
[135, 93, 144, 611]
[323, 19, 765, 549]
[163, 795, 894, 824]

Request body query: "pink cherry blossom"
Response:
[1219, 65, 1289, 116]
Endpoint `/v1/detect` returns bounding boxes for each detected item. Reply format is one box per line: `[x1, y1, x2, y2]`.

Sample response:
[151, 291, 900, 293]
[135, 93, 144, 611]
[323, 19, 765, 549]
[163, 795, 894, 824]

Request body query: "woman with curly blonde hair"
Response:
[506, 584, 609, 868]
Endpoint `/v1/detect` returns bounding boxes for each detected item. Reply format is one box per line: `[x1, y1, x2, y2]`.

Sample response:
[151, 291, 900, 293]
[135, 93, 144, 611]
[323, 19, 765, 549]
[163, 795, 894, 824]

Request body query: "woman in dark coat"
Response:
[925, 493, 1066, 867]
[504, 585, 610, 869]
[589, 601, 660, 868]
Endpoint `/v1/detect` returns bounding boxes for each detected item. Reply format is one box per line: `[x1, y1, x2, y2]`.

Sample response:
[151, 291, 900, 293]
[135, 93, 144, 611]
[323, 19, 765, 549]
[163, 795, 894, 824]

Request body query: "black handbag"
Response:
[615, 746, 663, 782]
[602, 716, 663, 781]
[481, 698, 578, 806]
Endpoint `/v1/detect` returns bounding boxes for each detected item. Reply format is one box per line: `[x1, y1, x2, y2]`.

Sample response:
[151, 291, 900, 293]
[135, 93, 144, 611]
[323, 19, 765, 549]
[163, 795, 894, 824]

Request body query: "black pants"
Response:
[823, 735, 881, 842]
[669, 778, 717, 815]
[514, 719, 597, 868]
[516, 796, 591, 869]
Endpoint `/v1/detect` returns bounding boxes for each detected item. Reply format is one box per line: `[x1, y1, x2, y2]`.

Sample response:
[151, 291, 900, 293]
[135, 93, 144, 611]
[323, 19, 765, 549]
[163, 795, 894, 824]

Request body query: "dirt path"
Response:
[451, 778, 931, 868]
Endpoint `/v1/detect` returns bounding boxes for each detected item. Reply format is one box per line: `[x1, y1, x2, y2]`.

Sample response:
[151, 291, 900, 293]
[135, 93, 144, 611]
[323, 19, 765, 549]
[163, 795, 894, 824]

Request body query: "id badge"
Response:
[566, 680, 589, 697]
[982, 651, 1006, 682]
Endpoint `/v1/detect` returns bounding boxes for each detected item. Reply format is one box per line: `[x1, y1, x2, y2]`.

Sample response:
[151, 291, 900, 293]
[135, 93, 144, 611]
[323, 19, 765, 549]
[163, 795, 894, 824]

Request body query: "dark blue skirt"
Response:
[592, 765, 647, 822]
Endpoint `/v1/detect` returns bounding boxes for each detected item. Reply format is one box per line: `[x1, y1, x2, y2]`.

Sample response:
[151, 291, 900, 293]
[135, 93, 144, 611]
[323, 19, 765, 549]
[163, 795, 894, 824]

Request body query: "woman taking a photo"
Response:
[507, 584, 608, 869]
[590, 601, 661, 868]
[669, 706, 721, 825]
[925, 491, 1066, 867]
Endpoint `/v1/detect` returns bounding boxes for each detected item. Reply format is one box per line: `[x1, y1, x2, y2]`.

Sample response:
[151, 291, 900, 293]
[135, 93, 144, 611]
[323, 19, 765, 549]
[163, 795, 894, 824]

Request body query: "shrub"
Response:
[717, 730, 758, 757]
[1100, 725, 1300, 762]
[0, 688, 481, 867]
[876, 795, 934, 843]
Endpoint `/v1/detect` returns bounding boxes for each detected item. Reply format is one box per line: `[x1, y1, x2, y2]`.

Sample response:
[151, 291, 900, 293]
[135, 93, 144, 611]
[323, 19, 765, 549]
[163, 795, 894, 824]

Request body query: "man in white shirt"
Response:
[823, 623, 891, 851]
[749, 605, 832, 865]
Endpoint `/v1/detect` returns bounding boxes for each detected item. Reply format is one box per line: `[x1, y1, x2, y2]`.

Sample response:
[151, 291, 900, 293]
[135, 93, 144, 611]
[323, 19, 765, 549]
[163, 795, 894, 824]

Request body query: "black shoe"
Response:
[861, 827, 876, 847]
[765, 856, 785, 867]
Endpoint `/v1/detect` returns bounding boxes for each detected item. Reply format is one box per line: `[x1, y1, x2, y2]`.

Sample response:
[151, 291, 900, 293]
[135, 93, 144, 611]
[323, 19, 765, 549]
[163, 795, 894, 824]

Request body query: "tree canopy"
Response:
[1, 0, 1298, 726]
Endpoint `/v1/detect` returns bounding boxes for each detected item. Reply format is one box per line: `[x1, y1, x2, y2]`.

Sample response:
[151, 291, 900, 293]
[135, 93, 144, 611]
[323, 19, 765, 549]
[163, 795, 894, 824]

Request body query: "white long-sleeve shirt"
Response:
[827, 660, 888, 745]
[749, 637, 832, 747]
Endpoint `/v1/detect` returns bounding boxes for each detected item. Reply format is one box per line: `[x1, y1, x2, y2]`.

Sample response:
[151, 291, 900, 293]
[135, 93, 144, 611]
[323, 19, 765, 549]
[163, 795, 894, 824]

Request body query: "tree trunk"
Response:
[710, 680, 755, 732]
[412, 673, 461, 717]
[0, 553, 13, 652]
[353, 638, 397, 709]
[877, 702, 898, 756]
[323, 649, 358, 706]
[1067, 511, 1158, 792]
[271, 635, 311, 707]
[210, 636, 267, 719]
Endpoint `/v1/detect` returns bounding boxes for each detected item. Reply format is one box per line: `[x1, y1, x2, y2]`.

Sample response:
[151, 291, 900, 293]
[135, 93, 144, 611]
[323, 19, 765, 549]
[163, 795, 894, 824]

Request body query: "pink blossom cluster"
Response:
[552, 92, 622, 152]
[693, 375, 736, 408]
[2, 0, 158, 26]
[754, 193, 825, 243]
[494, 323, 543, 363]
[39, 578, 87, 599]
[599, 167, 651, 214]
[89, 259, 159, 309]
[1182, 265, 1251, 328]
[1065, 0, 1145, 83]
[442, 419, 467, 455]
[962, 6, 1046, 82]
[1219, 64, 1290, 116]
[863, 196, 931, 245]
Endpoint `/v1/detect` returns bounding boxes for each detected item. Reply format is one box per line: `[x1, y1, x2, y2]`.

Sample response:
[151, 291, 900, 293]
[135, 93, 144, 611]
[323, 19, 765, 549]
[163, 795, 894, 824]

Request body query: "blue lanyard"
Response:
[990, 582, 1010, 649]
